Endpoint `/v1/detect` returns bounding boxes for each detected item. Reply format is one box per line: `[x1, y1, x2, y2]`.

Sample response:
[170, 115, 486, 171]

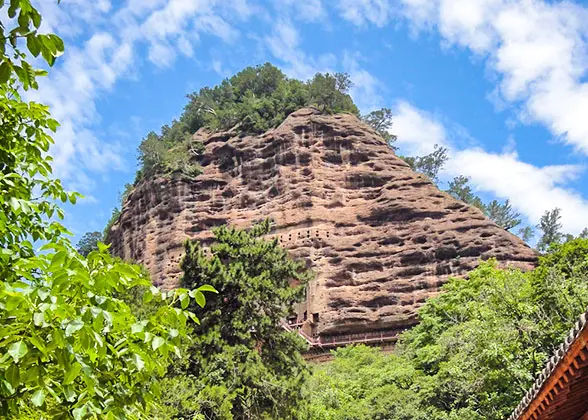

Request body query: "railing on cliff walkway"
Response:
[280, 321, 399, 349]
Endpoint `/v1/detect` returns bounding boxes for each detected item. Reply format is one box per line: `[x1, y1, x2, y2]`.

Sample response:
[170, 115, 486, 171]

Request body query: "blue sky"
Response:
[29, 0, 588, 243]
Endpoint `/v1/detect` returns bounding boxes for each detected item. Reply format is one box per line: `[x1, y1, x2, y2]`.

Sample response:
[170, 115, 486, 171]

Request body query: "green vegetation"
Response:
[75, 231, 103, 256]
[536, 207, 564, 252]
[305, 239, 588, 420]
[0, 2, 214, 418]
[401, 145, 449, 183]
[158, 221, 311, 419]
[136, 64, 358, 181]
[361, 108, 398, 148]
[445, 174, 533, 239]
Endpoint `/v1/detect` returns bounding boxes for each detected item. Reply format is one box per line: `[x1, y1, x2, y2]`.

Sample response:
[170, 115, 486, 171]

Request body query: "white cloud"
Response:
[392, 101, 588, 234]
[393, 101, 449, 155]
[147, 42, 176, 67]
[177, 36, 195, 57]
[448, 150, 588, 234]
[395, 0, 588, 155]
[336, 0, 393, 27]
[343, 52, 383, 112]
[337, 0, 588, 155]
[30, 0, 248, 192]
[194, 14, 239, 43]
[281, 0, 326, 22]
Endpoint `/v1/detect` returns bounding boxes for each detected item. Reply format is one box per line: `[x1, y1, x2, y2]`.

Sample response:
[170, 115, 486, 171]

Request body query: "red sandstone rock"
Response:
[108, 108, 537, 340]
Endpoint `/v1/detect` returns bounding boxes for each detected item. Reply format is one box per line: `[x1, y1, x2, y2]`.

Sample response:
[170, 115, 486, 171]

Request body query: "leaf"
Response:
[8, 341, 28, 363]
[0, 61, 10, 83]
[132, 353, 145, 371]
[151, 336, 165, 351]
[143, 287, 153, 303]
[63, 385, 76, 402]
[7, 0, 17, 18]
[31, 389, 45, 407]
[5, 364, 19, 388]
[37, 288, 50, 301]
[27, 34, 40, 57]
[31, 9, 42, 28]
[49, 34, 64, 54]
[29, 335, 47, 355]
[63, 363, 82, 385]
[194, 290, 206, 308]
[33, 312, 45, 326]
[72, 405, 87, 420]
[65, 319, 84, 337]
[197, 284, 218, 293]
[131, 323, 144, 334]
[180, 292, 189, 309]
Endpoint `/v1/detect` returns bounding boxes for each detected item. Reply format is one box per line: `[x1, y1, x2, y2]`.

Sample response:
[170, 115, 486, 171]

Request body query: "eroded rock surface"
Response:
[109, 108, 537, 339]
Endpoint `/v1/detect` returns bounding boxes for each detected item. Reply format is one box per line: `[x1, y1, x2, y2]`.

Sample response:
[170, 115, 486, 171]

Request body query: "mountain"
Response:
[108, 107, 537, 344]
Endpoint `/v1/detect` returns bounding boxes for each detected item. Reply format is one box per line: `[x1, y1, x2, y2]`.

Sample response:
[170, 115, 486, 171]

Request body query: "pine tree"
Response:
[484, 199, 522, 231]
[517, 226, 535, 243]
[179, 220, 311, 419]
[361, 107, 398, 149]
[401, 144, 449, 183]
[445, 176, 485, 210]
[536, 208, 564, 252]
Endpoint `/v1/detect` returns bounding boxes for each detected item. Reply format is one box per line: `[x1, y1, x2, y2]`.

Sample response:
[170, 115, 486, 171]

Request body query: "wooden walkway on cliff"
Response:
[280, 321, 399, 350]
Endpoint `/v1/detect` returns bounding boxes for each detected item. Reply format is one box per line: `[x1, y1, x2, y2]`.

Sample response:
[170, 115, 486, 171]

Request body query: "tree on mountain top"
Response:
[135, 63, 359, 183]
[445, 175, 485, 210]
[361, 107, 398, 149]
[400, 144, 449, 183]
[484, 199, 522, 231]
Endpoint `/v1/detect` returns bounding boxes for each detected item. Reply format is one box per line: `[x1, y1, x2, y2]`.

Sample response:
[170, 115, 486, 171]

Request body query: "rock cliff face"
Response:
[109, 108, 537, 340]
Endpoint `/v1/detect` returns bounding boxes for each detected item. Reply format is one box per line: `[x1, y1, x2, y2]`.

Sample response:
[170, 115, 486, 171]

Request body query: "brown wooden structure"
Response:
[510, 311, 588, 420]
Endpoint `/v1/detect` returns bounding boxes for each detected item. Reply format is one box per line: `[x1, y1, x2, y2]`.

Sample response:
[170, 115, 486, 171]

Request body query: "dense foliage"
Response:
[152, 221, 310, 419]
[305, 239, 588, 420]
[136, 63, 358, 181]
[0, 2, 215, 418]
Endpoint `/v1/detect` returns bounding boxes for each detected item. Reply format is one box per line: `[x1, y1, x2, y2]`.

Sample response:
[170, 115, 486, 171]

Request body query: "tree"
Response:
[517, 225, 535, 243]
[536, 208, 564, 252]
[0, 2, 214, 418]
[580, 228, 588, 239]
[484, 199, 522, 231]
[137, 131, 167, 178]
[361, 107, 398, 149]
[401, 145, 449, 183]
[308, 72, 358, 115]
[178, 221, 311, 419]
[445, 175, 484, 210]
[76, 231, 103, 256]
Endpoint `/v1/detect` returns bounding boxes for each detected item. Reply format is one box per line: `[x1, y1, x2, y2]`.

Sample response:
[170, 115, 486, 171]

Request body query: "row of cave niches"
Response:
[192, 230, 333, 258]
[274, 229, 331, 244]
